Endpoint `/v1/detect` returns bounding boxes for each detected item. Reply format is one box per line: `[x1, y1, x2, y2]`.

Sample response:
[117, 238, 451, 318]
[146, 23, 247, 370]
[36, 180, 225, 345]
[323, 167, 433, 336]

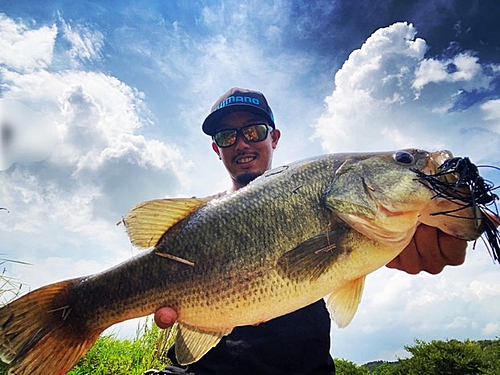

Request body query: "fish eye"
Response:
[393, 151, 414, 165]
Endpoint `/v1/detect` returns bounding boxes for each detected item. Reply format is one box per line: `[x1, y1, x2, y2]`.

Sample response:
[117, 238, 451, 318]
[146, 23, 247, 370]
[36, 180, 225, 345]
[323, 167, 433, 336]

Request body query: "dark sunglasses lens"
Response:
[242, 124, 269, 142]
[214, 129, 237, 148]
[213, 124, 270, 148]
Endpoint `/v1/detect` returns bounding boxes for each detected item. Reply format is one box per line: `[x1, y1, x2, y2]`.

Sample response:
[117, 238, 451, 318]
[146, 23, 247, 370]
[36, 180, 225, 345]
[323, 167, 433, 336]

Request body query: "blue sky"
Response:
[1, 0, 500, 365]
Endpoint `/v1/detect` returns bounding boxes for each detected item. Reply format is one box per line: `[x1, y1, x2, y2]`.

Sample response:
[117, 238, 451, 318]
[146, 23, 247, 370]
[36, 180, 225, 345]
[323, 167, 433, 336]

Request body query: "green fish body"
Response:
[0, 149, 487, 374]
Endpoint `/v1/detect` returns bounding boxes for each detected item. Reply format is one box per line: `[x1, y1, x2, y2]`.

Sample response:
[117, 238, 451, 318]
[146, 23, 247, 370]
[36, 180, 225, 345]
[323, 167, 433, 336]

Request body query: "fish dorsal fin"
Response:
[277, 225, 351, 281]
[123, 198, 210, 249]
[325, 276, 366, 328]
[175, 323, 230, 365]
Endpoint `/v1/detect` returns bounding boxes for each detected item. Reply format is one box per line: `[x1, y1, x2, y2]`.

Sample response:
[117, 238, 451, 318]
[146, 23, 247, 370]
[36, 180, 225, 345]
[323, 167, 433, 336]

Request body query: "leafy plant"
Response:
[335, 358, 370, 375]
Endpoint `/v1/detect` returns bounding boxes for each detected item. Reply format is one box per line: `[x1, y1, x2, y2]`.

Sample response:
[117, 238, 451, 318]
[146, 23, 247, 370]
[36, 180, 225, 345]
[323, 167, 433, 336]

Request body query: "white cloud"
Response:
[60, 19, 104, 62]
[1, 68, 189, 205]
[413, 53, 482, 91]
[313, 22, 500, 160]
[0, 14, 193, 301]
[0, 14, 57, 71]
[482, 322, 500, 335]
[481, 99, 500, 133]
[332, 245, 500, 363]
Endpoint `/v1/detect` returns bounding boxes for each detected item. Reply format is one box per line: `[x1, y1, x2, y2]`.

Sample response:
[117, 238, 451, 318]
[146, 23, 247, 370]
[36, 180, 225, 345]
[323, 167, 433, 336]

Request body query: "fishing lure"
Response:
[413, 157, 500, 262]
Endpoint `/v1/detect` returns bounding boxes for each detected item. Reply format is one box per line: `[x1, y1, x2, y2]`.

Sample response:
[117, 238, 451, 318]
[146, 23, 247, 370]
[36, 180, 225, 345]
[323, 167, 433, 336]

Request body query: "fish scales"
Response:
[72, 155, 344, 331]
[37, 156, 327, 335]
[0, 149, 493, 374]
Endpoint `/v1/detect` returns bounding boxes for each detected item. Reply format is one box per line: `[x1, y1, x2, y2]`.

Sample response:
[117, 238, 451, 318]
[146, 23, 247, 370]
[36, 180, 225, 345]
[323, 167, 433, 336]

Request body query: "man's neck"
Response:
[230, 181, 246, 192]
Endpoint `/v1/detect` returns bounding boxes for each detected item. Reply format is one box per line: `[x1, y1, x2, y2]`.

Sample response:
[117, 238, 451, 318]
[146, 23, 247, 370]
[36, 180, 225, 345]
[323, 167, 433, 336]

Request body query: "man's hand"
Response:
[386, 224, 467, 275]
[154, 307, 178, 329]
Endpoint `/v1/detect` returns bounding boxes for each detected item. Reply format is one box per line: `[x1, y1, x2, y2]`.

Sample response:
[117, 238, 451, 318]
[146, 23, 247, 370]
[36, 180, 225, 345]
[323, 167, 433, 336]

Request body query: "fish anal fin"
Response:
[277, 225, 351, 281]
[124, 198, 210, 249]
[175, 323, 229, 365]
[325, 276, 366, 328]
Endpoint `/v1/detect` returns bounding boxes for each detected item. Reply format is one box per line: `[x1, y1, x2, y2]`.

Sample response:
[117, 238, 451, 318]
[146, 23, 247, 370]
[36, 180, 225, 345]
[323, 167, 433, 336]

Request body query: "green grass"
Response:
[68, 320, 174, 375]
[0, 319, 174, 375]
[0, 258, 25, 307]
[0, 258, 174, 375]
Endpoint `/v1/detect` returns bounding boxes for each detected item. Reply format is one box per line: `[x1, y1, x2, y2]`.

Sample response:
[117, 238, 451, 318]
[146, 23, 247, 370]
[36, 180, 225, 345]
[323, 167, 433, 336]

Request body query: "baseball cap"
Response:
[202, 87, 275, 135]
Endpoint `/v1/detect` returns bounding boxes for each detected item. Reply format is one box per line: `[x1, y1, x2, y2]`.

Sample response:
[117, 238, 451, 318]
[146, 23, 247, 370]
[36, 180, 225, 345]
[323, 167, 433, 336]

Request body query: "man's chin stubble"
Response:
[235, 172, 262, 186]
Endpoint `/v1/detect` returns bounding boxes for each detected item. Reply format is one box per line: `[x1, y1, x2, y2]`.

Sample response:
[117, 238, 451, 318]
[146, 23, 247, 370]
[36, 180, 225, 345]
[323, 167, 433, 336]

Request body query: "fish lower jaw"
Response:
[419, 203, 484, 240]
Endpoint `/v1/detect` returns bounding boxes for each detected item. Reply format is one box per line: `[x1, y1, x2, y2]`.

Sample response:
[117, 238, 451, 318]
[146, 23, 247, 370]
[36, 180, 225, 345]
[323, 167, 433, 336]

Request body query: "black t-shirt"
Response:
[167, 300, 335, 375]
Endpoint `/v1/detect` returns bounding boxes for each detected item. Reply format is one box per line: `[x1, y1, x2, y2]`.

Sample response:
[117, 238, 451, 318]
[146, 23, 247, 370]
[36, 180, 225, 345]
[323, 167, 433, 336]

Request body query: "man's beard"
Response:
[235, 172, 262, 186]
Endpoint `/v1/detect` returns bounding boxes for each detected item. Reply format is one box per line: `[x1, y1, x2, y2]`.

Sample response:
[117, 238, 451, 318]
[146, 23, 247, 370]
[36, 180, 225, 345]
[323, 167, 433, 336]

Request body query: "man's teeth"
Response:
[237, 156, 255, 164]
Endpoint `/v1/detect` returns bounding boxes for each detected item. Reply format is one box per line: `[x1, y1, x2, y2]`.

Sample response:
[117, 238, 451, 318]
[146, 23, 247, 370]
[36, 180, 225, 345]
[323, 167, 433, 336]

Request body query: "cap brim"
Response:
[202, 105, 275, 135]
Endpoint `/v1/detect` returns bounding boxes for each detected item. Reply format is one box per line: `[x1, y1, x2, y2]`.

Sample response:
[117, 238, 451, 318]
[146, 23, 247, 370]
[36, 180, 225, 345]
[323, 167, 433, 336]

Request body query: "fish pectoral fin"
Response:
[175, 323, 230, 365]
[277, 225, 350, 281]
[325, 276, 366, 328]
[123, 198, 210, 249]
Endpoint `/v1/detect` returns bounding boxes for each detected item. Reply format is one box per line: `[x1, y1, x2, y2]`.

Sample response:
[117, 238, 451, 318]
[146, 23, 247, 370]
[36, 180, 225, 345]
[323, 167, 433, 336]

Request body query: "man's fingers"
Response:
[388, 237, 423, 275]
[385, 256, 402, 270]
[437, 231, 467, 266]
[414, 225, 446, 275]
[386, 225, 467, 275]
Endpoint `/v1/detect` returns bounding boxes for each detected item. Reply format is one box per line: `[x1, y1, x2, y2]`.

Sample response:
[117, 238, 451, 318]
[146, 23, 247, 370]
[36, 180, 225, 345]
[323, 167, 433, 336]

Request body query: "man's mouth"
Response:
[234, 154, 258, 164]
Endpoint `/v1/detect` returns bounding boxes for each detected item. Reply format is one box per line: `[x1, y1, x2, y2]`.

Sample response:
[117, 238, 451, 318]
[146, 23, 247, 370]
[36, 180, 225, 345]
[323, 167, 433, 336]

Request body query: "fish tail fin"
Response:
[0, 278, 100, 375]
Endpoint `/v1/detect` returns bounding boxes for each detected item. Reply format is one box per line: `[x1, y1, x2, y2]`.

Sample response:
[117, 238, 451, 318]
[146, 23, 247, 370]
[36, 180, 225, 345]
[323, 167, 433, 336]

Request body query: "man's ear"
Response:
[271, 128, 281, 149]
[212, 141, 221, 159]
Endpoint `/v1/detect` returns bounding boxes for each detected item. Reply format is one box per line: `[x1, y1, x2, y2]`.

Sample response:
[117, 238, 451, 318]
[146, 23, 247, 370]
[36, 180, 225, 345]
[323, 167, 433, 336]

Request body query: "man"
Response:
[147, 88, 468, 375]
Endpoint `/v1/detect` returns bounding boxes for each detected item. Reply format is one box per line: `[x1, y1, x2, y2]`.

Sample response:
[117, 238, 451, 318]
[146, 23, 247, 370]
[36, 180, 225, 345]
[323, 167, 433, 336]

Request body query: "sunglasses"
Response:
[212, 123, 272, 148]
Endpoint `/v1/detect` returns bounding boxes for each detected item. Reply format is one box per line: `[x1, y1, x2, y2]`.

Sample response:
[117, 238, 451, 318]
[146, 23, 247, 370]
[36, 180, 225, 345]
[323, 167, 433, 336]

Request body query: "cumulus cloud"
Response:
[0, 13, 57, 71]
[413, 53, 483, 91]
[318, 26, 500, 362]
[0, 14, 192, 295]
[313, 22, 500, 161]
[1, 69, 188, 221]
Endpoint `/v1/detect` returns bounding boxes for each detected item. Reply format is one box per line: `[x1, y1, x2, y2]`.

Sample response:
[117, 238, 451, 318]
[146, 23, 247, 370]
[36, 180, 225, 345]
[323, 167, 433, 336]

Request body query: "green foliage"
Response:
[68, 319, 174, 375]
[481, 339, 500, 374]
[363, 360, 385, 372]
[398, 339, 488, 375]
[362, 338, 500, 375]
[1, 325, 498, 375]
[335, 358, 370, 375]
[370, 361, 403, 375]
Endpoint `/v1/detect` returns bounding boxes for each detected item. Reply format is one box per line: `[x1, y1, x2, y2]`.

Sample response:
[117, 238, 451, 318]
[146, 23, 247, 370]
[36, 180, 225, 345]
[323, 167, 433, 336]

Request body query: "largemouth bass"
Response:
[1, 149, 498, 374]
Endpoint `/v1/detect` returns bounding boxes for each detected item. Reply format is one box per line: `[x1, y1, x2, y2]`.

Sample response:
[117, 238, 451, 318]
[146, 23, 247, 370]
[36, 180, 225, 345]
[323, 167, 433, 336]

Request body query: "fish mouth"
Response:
[415, 152, 500, 260]
[423, 150, 454, 175]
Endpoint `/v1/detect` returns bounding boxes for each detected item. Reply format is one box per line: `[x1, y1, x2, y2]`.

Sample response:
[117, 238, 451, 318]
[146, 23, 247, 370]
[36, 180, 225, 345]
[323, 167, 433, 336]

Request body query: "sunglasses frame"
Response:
[212, 123, 272, 148]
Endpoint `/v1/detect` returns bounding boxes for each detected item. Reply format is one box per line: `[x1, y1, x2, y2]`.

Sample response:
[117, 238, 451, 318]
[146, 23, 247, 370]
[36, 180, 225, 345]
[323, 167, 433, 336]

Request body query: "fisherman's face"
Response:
[212, 111, 281, 189]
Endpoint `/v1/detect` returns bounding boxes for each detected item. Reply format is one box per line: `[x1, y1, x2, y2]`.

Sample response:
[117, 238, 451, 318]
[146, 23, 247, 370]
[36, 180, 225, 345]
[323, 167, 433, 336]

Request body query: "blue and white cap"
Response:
[202, 87, 275, 135]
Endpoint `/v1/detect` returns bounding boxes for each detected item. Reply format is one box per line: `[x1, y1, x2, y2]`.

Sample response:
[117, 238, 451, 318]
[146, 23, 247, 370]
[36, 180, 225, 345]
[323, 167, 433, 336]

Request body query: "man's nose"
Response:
[234, 132, 250, 150]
